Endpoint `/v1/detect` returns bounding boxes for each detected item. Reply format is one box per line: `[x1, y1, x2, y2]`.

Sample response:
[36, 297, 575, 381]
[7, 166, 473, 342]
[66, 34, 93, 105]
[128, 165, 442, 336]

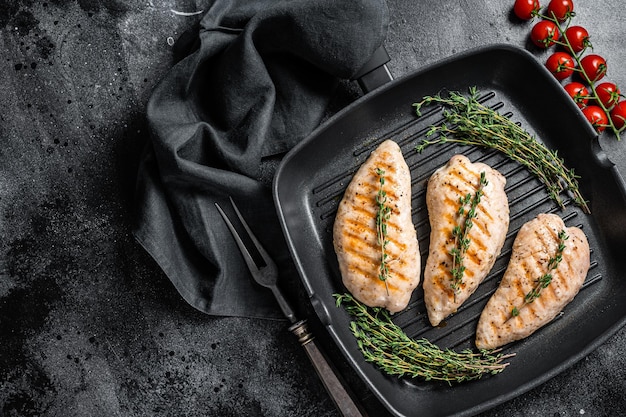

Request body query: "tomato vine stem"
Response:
[538, 11, 623, 139]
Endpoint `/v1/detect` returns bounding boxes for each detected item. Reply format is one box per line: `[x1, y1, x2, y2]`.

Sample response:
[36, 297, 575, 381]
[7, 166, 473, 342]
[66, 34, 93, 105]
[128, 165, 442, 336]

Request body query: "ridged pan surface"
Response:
[273, 44, 626, 417]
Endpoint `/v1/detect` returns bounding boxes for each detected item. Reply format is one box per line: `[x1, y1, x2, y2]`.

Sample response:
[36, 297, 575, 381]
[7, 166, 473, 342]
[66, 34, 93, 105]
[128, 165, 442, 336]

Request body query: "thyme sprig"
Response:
[450, 171, 488, 297]
[375, 168, 392, 295]
[510, 229, 568, 318]
[334, 293, 514, 383]
[413, 87, 590, 214]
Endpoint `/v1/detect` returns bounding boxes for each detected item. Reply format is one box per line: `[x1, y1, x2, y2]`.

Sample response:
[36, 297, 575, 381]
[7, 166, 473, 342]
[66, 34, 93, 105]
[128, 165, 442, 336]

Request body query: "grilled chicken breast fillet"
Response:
[424, 155, 509, 326]
[475, 213, 590, 350]
[333, 140, 420, 313]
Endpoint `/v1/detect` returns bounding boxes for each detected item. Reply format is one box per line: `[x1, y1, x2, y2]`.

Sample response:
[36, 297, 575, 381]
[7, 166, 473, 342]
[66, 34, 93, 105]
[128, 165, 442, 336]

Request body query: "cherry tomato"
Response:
[595, 82, 621, 108]
[563, 82, 589, 108]
[546, 52, 575, 80]
[546, 0, 574, 22]
[514, 0, 540, 20]
[610, 101, 626, 130]
[530, 20, 560, 48]
[564, 26, 591, 53]
[582, 105, 609, 132]
[580, 54, 607, 82]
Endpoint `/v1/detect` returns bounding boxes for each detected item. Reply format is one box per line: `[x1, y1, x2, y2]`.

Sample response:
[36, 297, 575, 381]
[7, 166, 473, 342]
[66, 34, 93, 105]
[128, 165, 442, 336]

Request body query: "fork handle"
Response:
[289, 320, 368, 417]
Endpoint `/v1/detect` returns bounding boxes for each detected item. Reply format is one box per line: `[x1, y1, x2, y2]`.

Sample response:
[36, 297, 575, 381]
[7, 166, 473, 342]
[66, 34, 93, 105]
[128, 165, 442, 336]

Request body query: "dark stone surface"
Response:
[1, 1, 625, 416]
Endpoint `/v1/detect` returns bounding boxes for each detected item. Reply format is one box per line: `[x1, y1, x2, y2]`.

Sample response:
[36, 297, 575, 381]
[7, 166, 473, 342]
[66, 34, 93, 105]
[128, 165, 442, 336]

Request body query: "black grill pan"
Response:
[273, 44, 626, 417]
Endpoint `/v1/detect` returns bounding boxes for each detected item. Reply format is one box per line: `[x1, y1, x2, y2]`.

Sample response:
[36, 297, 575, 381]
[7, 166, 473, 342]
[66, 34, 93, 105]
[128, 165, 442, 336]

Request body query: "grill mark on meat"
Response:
[346, 265, 403, 292]
[333, 140, 420, 313]
[511, 273, 526, 299]
[340, 232, 376, 254]
[471, 215, 490, 237]
[339, 229, 410, 283]
[340, 210, 408, 251]
[442, 195, 458, 208]
[463, 249, 483, 269]
[450, 163, 473, 184]
[477, 188, 497, 214]
[342, 214, 376, 230]
[424, 155, 509, 326]
[432, 273, 455, 296]
[475, 213, 590, 349]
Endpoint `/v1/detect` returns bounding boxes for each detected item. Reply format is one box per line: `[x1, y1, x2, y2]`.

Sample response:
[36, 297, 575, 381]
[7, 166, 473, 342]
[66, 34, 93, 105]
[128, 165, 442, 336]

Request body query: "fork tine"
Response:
[214, 201, 260, 274]
[226, 196, 276, 269]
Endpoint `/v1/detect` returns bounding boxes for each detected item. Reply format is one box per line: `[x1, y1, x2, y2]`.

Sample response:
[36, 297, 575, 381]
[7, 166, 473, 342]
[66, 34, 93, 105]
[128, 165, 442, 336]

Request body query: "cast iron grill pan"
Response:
[273, 45, 626, 417]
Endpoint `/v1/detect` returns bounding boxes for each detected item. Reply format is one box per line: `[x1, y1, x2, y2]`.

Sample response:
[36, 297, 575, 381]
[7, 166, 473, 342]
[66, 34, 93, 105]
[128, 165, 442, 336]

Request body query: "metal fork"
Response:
[215, 197, 367, 417]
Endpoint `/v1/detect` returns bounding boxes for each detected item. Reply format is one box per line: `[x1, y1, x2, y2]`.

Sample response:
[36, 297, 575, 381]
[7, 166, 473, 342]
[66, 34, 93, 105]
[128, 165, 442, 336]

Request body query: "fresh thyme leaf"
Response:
[525, 229, 568, 303]
[510, 229, 568, 318]
[375, 168, 392, 295]
[334, 293, 514, 383]
[413, 87, 591, 214]
[450, 171, 488, 296]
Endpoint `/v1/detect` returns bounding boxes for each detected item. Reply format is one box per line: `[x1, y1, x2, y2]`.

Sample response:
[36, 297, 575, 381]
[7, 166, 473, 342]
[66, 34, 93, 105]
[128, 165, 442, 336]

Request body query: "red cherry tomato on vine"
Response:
[514, 0, 541, 20]
[546, 0, 574, 22]
[582, 105, 609, 132]
[530, 20, 560, 48]
[595, 82, 621, 108]
[546, 52, 575, 80]
[564, 26, 591, 53]
[563, 82, 589, 108]
[580, 54, 607, 82]
[610, 101, 626, 130]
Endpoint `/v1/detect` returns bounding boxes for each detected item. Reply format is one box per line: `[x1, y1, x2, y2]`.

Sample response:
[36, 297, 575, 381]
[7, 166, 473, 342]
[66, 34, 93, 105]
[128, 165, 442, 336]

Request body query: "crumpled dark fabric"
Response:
[133, 0, 389, 319]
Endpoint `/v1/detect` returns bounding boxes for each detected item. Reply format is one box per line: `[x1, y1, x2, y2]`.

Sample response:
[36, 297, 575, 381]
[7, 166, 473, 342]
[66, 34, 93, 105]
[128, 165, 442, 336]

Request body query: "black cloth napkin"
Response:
[133, 0, 389, 319]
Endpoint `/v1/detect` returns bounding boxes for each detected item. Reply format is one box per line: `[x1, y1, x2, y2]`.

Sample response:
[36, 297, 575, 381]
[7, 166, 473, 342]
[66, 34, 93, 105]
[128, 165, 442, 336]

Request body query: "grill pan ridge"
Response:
[273, 45, 626, 417]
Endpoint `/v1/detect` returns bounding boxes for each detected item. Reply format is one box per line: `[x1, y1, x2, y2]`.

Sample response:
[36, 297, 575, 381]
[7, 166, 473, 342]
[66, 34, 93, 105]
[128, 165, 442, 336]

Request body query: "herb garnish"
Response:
[375, 168, 392, 295]
[510, 229, 568, 318]
[335, 293, 514, 383]
[413, 87, 590, 214]
[450, 171, 488, 297]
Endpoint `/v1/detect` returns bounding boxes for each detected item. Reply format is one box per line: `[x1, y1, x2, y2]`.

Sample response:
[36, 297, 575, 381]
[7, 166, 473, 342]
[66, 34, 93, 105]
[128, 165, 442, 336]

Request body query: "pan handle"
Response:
[352, 44, 394, 94]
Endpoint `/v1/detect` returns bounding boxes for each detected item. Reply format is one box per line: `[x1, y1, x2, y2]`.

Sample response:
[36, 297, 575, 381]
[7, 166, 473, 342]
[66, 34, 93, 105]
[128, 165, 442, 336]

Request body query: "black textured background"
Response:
[1, 1, 625, 416]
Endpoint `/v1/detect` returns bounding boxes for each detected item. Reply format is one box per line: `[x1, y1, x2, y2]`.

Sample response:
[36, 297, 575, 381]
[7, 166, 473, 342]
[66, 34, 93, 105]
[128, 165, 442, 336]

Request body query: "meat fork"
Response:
[215, 197, 367, 417]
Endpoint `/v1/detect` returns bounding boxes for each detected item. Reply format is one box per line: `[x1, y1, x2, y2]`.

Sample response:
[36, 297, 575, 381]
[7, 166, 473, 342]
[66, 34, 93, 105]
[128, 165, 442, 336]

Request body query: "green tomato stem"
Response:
[538, 12, 621, 139]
